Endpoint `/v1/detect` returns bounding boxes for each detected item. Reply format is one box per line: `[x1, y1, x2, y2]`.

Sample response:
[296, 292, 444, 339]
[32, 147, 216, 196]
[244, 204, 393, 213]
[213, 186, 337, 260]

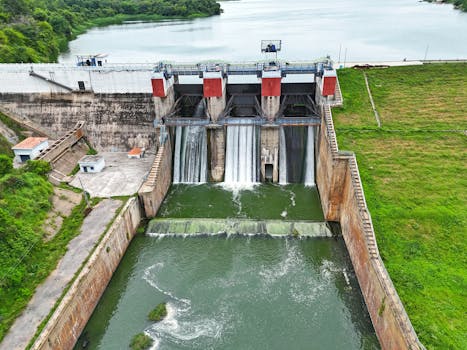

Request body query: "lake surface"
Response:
[75, 235, 379, 350]
[60, 0, 467, 63]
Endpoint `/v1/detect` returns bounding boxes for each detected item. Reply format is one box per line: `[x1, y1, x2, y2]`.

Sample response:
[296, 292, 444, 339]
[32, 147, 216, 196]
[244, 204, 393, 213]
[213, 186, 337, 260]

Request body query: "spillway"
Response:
[173, 126, 207, 183]
[304, 126, 315, 186]
[224, 121, 258, 186]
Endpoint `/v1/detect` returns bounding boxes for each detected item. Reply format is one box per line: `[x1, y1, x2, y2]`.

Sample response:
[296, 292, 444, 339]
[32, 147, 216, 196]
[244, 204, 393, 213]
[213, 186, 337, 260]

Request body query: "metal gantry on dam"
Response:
[150, 59, 338, 128]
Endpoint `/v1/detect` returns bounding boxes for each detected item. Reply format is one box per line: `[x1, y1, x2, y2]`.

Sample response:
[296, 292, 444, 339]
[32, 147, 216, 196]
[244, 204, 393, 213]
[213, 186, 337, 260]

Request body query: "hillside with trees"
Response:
[0, 0, 221, 63]
[426, 0, 467, 11]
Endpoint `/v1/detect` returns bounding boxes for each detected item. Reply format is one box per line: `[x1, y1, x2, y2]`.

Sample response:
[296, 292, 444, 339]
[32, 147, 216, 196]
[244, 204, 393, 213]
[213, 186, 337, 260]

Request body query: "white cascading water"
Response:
[304, 126, 315, 186]
[224, 121, 257, 187]
[279, 127, 287, 185]
[173, 126, 207, 183]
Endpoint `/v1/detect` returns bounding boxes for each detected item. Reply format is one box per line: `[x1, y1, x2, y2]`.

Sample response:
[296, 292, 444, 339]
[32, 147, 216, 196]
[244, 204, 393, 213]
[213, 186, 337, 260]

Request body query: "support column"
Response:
[261, 69, 281, 122]
[203, 71, 226, 123]
[260, 125, 279, 182]
[316, 69, 337, 104]
[151, 72, 175, 124]
[207, 126, 225, 182]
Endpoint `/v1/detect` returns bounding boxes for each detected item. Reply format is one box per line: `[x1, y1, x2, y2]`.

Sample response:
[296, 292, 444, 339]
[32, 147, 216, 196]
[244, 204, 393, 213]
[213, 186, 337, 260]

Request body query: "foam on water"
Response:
[143, 263, 191, 307]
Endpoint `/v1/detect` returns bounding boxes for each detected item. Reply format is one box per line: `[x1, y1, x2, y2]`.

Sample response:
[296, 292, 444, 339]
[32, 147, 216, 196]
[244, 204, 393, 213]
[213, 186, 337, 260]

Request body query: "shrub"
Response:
[23, 160, 51, 177]
[130, 333, 153, 350]
[0, 154, 13, 177]
[148, 302, 167, 322]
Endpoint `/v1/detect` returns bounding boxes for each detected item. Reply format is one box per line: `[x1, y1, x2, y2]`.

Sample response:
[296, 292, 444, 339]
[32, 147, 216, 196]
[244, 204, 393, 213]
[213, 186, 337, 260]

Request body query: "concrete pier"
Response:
[203, 71, 226, 122]
[260, 126, 279, 182]
[207, 126, 225, 182]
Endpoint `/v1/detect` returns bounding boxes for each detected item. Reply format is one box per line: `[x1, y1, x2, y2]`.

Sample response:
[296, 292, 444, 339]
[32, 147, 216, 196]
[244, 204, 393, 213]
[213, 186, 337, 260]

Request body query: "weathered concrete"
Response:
[260, 126, 279, 182]
[207, 127, 225, 182]
[69, 152, 156, 198]
[0, 93, 156, 151]
[316, 100, 424, 349]
[138, 136, 173, 217]
[0, 199, 122, 350]
[261, 95, 280, 121]
[153, 85, 175, 122]
[30, 197, 142, 350]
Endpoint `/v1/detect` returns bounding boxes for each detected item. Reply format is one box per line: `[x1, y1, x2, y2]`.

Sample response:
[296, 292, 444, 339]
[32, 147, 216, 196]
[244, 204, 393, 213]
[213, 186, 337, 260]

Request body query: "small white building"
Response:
[78, 155, 105, 173]
[12, 137, 49, 162]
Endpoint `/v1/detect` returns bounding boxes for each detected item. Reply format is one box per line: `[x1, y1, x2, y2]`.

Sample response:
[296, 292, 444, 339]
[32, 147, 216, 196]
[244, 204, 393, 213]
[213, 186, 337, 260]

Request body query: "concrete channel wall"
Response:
[316, 103, 424, 350]
[138, 134, 173, 217]
[31, 197, 142, 350]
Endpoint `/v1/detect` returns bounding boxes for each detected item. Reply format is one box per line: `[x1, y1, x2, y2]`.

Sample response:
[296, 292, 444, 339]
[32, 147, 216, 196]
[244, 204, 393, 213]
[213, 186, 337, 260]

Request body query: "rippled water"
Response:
[60, 0, 467, 63]
[75, 235, 379, 349]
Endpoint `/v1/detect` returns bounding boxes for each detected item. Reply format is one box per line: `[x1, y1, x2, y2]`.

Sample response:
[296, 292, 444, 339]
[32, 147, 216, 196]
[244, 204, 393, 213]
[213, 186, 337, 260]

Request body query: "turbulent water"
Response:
[173, 126, 208, 184]
[75, 236, 379, 350]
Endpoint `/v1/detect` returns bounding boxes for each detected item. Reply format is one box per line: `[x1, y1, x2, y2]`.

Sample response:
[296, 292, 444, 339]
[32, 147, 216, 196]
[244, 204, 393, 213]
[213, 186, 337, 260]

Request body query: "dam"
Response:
[0, 58, 423, 349]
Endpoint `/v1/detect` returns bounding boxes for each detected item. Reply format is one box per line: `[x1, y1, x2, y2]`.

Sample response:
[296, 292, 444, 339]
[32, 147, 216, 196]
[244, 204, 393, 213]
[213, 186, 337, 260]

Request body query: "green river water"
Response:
[75, 185, 379, 349]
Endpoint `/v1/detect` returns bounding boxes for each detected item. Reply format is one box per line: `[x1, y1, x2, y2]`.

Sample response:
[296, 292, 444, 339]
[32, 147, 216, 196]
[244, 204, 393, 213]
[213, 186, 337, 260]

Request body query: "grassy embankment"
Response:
[0, 114, 87, 342]
[332, 63, 466, 349]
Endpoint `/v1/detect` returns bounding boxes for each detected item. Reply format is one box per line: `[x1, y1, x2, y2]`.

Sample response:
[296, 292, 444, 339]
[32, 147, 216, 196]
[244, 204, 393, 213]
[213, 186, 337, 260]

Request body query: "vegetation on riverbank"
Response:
[0, 0, 221, 63]
[425, 0, 467, 11]
[0, 126, 87, 341]
[333, 63, 466, 349]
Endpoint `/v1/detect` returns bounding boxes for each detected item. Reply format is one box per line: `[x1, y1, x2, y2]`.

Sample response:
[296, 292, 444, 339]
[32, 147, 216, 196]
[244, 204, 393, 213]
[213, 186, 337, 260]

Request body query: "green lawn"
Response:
[333, 64, 466, 349]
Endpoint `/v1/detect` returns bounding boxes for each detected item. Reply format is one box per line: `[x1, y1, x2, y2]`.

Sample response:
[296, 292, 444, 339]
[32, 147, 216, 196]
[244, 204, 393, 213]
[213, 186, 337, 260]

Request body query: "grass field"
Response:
[333, 63, 466, 349]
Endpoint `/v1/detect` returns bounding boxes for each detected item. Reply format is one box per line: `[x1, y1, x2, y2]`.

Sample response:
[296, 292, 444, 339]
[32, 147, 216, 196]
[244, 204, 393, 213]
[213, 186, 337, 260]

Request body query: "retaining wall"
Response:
[316, 103, 424, 350]
[31, 197, 142, 350]
[138, 135, 173, 217]
[0, 93, 156, 151]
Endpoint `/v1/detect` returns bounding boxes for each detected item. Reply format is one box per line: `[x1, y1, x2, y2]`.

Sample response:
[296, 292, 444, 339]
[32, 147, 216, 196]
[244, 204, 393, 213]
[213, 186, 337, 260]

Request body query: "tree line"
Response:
[426, 0, 467, 11]
[0, 0, 221, 63]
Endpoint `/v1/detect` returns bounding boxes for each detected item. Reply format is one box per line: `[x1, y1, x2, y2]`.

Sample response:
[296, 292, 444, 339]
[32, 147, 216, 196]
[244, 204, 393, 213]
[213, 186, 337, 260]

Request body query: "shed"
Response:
[78, 155, 105, 173]
[128, 147, 145, 159]
[12, 137, 49, 162]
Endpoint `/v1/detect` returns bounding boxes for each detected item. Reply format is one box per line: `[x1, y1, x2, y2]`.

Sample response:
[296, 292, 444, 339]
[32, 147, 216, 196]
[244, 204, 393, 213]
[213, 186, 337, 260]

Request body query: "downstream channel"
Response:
[75, 185, 380, 349]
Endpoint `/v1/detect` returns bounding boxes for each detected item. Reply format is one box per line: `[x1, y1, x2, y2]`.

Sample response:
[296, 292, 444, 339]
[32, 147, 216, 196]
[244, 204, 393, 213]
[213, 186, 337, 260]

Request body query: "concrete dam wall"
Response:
[0, 93, 156, 151]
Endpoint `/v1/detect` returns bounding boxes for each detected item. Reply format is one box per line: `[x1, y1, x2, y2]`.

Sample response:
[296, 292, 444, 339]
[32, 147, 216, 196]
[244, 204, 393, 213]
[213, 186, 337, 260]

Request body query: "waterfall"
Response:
[279, 127, 287, 185]
[173, 126, 208, 183]
[224, 121, 257, 186]
[304, 126, 315, 186]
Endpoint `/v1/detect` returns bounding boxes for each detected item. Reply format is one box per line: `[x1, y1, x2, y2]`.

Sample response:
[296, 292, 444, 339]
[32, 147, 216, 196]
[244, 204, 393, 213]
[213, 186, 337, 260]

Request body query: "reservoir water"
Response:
[59, 0, 467, 63]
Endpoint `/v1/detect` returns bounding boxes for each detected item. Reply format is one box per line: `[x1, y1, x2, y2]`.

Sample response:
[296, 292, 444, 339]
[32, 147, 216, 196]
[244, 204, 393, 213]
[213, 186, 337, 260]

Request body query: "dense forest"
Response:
[0, 0, 221, 63]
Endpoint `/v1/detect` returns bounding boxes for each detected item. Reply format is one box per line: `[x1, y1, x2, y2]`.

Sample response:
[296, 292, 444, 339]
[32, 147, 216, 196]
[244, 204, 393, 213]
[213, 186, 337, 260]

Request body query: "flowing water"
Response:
[59, 0, 467, 63]
[224, 123, 258, 188]
[173, 126, 208, 184]
[75, 235, 380, 350]
[304, 126, 315, 186]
